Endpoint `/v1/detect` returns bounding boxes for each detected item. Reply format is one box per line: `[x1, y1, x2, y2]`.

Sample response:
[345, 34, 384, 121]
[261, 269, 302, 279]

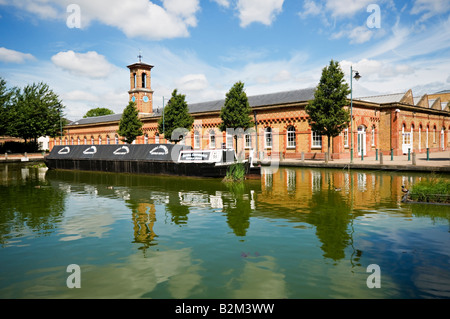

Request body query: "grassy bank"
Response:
[223, 162, 246, 182]
[409, 178, 450, 203]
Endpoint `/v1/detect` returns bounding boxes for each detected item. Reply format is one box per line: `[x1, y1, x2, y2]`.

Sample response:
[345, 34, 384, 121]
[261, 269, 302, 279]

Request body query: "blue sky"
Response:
[0, 0, 449, 120]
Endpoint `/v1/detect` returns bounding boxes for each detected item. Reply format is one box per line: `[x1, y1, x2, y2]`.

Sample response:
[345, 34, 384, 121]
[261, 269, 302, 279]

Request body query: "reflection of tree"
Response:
[222, 182, 252, 237]
[166, 191, 190, 226]
[0, 171, 66, 246]
[307, 189, 353, 261]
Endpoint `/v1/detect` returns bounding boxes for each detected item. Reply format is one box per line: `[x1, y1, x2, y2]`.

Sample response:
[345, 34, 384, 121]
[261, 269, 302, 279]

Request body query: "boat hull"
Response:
[45, 145, 259, 179]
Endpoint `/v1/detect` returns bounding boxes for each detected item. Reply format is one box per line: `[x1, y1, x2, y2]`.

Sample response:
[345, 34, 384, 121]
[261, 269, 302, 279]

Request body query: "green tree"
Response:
[218, 81, 254, 153]
[10, 82, 64, 142]
[305, 60, 351, 160]
[117, 101, 143, 144]
[0, 77, 15, 136]
[83, 107, 114, 118]
[157, 89, 194, 143]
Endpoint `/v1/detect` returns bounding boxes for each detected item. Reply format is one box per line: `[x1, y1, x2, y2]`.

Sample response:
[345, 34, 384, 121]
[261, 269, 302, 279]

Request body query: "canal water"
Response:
[0, 163, 448, 299]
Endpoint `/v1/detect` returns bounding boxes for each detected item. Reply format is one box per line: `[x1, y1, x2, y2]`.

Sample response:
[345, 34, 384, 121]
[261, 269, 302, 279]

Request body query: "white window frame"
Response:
[226, 132, 233, 149]
[209, 130, 216, 149]
[245, 133, 252, 149]
[264, 127, 272, 149]
[312, 131, 322, 148]
[287, 126, 296, 149]
[343, 128, 349, 147]
[194, 131, 200, 149]
[371, 125, 376, 147]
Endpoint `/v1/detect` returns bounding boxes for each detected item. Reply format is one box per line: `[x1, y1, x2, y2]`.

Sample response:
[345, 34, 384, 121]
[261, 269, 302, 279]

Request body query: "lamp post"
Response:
[350, 66, 361, 163]
[162, 96, 165, 138]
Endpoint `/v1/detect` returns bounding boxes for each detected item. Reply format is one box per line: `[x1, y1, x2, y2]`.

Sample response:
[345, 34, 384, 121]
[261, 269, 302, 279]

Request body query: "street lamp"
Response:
[350, 66, 361, 164]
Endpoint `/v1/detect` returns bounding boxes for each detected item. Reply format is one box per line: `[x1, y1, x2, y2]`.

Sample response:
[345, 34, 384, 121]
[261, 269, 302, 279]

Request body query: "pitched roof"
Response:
[188, 87, 316, 114]
[67, 113, 123, 126]
[357, 92, 406, 104]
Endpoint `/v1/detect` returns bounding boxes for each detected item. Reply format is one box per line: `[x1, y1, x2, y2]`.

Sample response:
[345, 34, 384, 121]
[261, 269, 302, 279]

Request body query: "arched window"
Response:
[98, 135, 102, 145]
[209, 130, 216, 149]
[91, 136, 94, 145]
[371, 125, 376, 146]
[115, 135, 119, 144]
[419, 125, 422, 151]
[155, 133, 159, 144]
[84, 136, 87, 145]
[265, 127, 272, 149]
[287, 126, 295, 148]
[142, 73, 147, 88]
[433, 125, 437, 143]
[77, 137, 80, 145]
[133, 73, 137, 88]
[106, 135, 110, 145]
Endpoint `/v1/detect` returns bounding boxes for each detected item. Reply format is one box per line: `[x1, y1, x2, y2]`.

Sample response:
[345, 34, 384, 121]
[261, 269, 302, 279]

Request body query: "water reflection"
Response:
[0, 163, 448, 298]
[0, 164, 66, 247]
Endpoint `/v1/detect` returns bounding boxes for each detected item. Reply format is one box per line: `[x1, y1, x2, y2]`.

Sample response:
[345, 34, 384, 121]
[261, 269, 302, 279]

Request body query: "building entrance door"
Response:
[402, 132, 411, 154]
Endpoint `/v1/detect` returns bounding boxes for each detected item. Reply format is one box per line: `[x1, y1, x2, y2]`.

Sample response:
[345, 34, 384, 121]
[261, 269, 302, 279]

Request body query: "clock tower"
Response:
[127, 55, 154, 114]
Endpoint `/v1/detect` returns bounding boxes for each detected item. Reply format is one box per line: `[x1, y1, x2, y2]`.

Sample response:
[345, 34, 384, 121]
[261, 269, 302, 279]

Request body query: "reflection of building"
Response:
[258, 168, 414, 212]
[51, 59, 450, 159]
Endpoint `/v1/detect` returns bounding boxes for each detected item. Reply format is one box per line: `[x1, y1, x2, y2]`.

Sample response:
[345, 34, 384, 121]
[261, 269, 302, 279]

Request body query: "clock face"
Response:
[143, 96, 149, 103]
[131, 96, 136, 102]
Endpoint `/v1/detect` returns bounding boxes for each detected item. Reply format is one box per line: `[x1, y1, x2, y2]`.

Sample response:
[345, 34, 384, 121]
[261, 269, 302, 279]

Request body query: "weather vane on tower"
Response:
[138, 49, 143, 63]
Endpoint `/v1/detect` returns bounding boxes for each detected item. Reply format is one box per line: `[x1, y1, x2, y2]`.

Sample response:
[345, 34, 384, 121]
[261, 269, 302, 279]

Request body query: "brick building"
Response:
[50, 60, 450, 160]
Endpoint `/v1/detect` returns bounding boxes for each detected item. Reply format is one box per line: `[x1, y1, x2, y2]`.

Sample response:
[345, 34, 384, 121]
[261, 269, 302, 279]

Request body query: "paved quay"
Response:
[1, 151, 449, 173]
[276, 151, 450, 173]
[0, 153, 46, 163]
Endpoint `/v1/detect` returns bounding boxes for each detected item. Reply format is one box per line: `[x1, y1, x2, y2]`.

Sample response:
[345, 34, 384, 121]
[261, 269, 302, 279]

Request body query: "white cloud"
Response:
[62, 90, 99, 102]
[176, 74, 209, 91]
[51, 51, 116, 79]
[298, 0, 323, 19]
[325, 0, 374, 18]
[74, 0, 200, 40]
[212, 0, 231, 8]
[332, 25, 375, 44]
[4, 0, 60, 19]
[411, 0, 450, 23]
[0, 0, 201, 40]
[0, 47, 35, 63]
[237, 0, 284, 27]
[273, 70, 292, 82]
